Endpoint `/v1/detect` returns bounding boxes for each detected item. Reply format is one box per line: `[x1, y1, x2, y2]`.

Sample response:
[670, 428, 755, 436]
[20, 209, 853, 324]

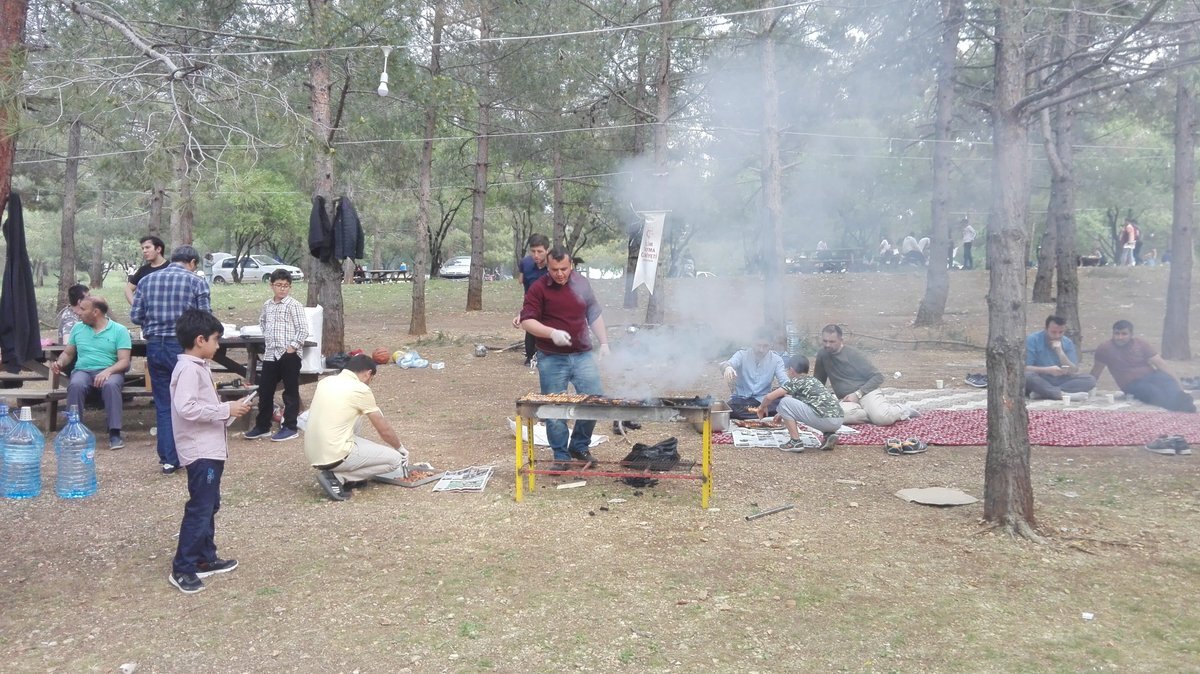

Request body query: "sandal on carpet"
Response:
[885, 438, 904, 456]
[1145, 435, 1179, 455]
[901, 438, 928, 454]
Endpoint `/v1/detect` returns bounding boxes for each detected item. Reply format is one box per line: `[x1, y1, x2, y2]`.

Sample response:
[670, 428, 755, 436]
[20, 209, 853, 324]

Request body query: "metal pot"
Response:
[693, 401, 731, 434]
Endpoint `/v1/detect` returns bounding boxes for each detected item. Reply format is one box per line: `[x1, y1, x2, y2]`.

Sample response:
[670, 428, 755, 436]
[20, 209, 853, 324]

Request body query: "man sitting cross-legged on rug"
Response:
[1026, 315, 1095, 401]
[303, 355, 409, 501]
[813, 324, 918, 426]
[757, 354, 844, 452]
[719, 328, 789, 420]
[1091, 320, 1196, 413]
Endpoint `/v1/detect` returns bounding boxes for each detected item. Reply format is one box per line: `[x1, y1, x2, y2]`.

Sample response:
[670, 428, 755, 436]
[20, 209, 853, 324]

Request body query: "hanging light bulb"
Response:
[377, 46, 392, 97]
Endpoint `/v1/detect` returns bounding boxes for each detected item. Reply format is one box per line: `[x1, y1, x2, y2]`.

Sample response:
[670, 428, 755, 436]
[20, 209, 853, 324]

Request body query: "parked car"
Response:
[438, 255, 472, 279]
[208, 253, 304, 284]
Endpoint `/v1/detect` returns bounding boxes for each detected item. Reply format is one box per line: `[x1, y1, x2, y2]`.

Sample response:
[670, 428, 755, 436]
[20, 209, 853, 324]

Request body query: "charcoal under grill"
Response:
[513, 393, 715, 508]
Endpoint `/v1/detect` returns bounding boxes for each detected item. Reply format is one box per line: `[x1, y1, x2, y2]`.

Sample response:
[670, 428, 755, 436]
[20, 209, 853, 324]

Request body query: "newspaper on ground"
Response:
[730, 427, 821, 449]
[432, 465, 496, 493]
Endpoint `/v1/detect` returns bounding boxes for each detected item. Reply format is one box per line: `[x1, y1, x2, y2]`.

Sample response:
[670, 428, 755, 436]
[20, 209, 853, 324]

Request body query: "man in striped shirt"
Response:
[131, 245, 211, 474]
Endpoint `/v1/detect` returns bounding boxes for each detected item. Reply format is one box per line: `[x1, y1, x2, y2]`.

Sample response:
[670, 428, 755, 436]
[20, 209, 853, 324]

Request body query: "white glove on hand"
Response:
[549, 329, 573, 347]
[723, 366, 737, 383]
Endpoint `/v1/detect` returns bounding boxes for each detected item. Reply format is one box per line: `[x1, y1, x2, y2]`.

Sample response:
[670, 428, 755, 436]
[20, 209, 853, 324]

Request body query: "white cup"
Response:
[1106, 393, 1116, 405]
[1061, 393, 1072, 406]
[935, 379, 944, 389]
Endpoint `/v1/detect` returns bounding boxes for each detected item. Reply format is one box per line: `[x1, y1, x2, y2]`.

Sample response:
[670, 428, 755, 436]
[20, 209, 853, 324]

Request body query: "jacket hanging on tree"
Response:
[0, 193, 44, 374]
[307, 195, 364, 263]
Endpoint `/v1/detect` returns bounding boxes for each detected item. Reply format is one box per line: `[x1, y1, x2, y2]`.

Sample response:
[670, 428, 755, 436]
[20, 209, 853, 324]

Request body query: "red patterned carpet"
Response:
[712, 409, 1200, 448]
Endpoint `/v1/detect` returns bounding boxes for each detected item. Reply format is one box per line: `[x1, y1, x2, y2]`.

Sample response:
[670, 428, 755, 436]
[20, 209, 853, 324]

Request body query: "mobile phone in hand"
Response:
[243, 390, 259, 403]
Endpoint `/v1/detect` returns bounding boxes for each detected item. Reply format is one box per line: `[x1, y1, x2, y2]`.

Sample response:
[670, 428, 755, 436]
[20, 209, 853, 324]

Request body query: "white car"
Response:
[438, 255, 472, 279]
[208, 253, 305, 284]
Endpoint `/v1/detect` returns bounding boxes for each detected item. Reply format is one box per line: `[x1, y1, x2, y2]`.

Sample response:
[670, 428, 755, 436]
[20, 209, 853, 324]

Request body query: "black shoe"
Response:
[965, 373, 988, 388]
[549, 462, 574, 472]
[168, 571, 205, 594]
[567, 449, 596, 465]
[316, 470, 349, 501]
[161, 463, 179, 475]
[196, 558, 238, 578]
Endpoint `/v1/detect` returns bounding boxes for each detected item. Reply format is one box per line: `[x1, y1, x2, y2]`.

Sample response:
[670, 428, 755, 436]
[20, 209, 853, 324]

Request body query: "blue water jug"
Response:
[0, 401, 15, 461]
[55, 405, 97, 499]
[1, 406, 46, 499]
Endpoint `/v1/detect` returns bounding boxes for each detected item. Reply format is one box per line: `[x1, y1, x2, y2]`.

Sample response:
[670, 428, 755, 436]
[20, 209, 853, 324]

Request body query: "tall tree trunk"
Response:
[307, 0, 345, 354]
[169, 139, 194, 247]
[1030, 218, 1056, 302]
[915, 0, 964, 327]
[983, 0, 1037, 539]
[1163, 69, 1195, 359]
[552, 148, 566, 247]
[465, 0, 492, 313]
[623, 39, 650, 310]
[1050, 99, 1081, 346]
[410, 1, 444, 336]
[759, 8, 784, 340]
[147, 180, 166, 237]
[89, 236, 104, 288]
[0, 0, 29, 210]
[644, 0, 672, 325]
[58, 117, 81, 308]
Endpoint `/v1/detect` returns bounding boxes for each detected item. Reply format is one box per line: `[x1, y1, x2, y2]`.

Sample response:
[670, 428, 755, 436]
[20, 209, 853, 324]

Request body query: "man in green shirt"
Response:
[50, 296, 133, 449]
[813, 324, 918, 427]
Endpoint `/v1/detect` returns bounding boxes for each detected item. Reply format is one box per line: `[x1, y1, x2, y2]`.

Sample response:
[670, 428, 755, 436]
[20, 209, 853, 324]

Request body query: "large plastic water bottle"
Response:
[0, 401, 16, 461]
[1, 406, 46, 499]
[785, 320, 800, 356]
[55, 405, 97, 499]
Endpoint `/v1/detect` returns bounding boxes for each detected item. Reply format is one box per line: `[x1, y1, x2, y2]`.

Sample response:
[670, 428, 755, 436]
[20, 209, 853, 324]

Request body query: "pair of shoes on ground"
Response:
[1145, 435, 1192, 456]
[168, 558, 238, 594]
[244, 427, 299, 442]
[886, 438, 928, 455]
[108, 433, 125, 450]
[965, 373, 988, 388]
[316, 469, 349, 501]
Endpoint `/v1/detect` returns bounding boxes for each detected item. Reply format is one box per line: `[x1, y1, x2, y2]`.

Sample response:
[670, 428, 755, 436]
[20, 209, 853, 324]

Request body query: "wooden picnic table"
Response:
[358, 269, 411, 283]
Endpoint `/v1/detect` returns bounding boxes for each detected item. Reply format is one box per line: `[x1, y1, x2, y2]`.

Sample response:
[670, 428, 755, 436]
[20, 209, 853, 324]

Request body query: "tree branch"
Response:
[59, 0, 186, 79]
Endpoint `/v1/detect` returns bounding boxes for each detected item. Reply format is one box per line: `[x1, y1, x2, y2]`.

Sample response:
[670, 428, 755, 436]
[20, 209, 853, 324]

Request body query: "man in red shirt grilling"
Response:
[520, 246, 611, 469]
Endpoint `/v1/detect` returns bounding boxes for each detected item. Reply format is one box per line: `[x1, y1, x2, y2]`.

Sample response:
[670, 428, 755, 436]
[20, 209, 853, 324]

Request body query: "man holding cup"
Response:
[1025, 315, 1095, 402]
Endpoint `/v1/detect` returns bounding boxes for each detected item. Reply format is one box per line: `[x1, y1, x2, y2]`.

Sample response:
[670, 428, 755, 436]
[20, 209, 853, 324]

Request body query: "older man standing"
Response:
[131, 245, 211, 474]
[813, 324, 919, 426]
[1025, 315, 1095, 401]
[520, 246, 610, 468]
[50, 296, 132, 449]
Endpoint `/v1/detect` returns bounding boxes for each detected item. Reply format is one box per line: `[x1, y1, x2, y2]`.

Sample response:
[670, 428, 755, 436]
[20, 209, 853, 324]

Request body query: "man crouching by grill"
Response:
[303, 354, 409, 501]
[520, 246, 611, 470]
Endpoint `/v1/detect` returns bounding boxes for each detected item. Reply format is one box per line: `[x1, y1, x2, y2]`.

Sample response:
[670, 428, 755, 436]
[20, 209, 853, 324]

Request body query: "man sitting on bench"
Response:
[50, 295, 132, 449]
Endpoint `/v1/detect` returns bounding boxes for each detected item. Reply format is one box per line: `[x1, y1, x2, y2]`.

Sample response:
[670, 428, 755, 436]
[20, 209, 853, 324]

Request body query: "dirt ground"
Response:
[2, 267, 1198, 673]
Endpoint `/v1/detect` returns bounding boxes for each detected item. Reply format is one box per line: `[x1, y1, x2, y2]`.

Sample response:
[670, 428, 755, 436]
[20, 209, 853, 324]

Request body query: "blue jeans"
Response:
[147, 336, 182, 466]
[173, 458, 224, 574]
[537, 351, 603, 461]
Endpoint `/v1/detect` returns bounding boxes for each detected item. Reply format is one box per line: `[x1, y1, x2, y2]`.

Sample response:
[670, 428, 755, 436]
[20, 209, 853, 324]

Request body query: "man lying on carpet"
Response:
[757, 354, 843, 452]
[1025, 314, 1096, 401]
[1091, 319, 1197, 413]
[813, 324, 919, 426]
[719, 328, 789, 420]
